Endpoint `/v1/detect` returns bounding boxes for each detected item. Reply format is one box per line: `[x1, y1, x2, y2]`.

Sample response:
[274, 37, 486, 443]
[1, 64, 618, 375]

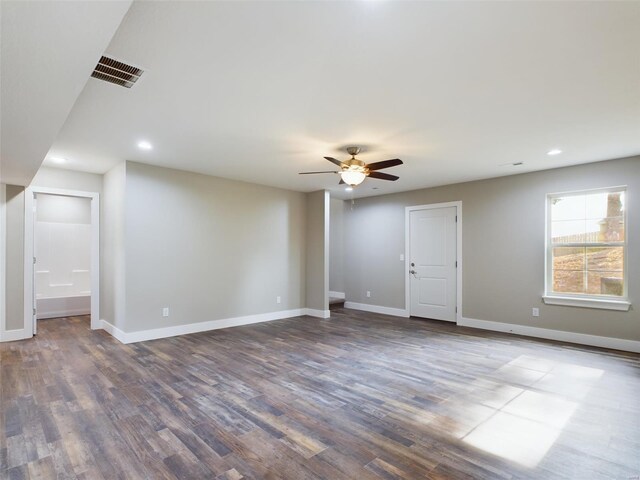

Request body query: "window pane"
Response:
[551, 220, 587, 244]
[586, 271, 624, 296]
[586, 247, 623, 272]
[553, 270, 585, 294]
[551, 195, 585, 221]
[593, 216, 624, 243]
[548, 188, 626, 299]
[553, 247, 585, 271]
[585, 192, 608, 220]
[586, 191, 624, 220]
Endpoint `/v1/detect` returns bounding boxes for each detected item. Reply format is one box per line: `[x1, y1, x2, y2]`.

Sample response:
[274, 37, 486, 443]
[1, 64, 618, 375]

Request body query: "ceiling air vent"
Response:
[90, 56, 143, 88]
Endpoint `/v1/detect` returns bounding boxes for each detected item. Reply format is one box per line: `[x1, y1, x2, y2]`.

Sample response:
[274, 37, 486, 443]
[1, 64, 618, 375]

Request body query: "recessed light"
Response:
[49, 156, 67, 164]
[137, 140, 153, 150]
[547, 149, 562, 156]
[345, 187, 353, 192]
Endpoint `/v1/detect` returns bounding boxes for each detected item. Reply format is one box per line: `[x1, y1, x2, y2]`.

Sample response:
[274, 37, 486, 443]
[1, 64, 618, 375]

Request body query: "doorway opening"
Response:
[405, 202, 462, 322]
[24, 187, 100, 336]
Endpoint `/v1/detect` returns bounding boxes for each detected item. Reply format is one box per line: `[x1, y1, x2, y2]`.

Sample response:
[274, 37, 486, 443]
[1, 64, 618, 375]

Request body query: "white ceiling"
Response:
[43, 1, 640, 198]
[0, 1, 132, 186]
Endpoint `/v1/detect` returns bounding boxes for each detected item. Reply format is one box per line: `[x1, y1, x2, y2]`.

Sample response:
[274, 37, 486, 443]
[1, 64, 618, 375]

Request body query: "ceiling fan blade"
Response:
[339, 179, 345, 185]
[324, 156, 344, 167]
[298, 171, 339, 175]
[366, 159, 403, 171]
[368, 171, 399, 181]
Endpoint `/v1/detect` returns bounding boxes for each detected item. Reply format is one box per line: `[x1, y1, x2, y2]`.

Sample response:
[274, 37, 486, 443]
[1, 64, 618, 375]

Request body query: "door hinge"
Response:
[455, 260, 458, 268]
[455, 306, 458, 313]
[33, 257, 36, 265]
[455, 215, 458, 222]
[33, 308, 36, 316]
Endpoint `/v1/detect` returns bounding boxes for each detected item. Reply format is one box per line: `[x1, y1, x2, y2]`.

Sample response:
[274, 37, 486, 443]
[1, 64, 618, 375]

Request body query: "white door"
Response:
[409, 206, 457, 321]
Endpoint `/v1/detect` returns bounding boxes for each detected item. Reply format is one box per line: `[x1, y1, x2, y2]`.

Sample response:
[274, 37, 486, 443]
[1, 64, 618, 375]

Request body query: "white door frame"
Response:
[405, 201, 462, 323]
[24, 187, 101, 334]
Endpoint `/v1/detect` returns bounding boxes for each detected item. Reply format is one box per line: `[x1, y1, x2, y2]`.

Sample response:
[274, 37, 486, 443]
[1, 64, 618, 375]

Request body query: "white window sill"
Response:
[543, 295, 631, 311]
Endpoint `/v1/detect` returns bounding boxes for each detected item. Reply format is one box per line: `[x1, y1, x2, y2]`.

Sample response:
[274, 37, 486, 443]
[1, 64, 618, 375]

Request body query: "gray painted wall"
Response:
[102, 163, 126, 329]
[0, 184, 4, 335]
[345, 155, 640, 341]
[124, 161, 307, 332]
[5, 185, 25, 331]
[31, 167, 103, 194]
[329, 197, 345, 294]
[305, 191, 329, 312]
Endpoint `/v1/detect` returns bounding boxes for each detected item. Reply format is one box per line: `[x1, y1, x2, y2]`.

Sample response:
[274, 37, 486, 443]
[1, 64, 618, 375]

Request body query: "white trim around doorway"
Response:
[405, 201, 462, 322]
[24, 187, 101, 335]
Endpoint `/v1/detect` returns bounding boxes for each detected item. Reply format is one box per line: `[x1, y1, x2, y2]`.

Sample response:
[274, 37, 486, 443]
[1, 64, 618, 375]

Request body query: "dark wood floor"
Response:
[1, 309, 639, 479]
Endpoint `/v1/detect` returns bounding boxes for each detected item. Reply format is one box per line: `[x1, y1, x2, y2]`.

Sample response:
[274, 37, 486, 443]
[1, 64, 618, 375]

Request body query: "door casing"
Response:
[24, 187, 100, 336]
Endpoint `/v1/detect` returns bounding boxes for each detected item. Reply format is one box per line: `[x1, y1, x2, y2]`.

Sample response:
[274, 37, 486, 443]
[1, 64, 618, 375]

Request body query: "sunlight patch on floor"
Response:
[456, 355, 604, 468]
[463, 411, 562, 468]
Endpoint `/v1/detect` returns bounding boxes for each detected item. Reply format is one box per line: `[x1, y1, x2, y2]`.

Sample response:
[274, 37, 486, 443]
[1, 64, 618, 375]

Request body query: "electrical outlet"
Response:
[366, 291, 371, 298]
[162, 307, 169, 317]
[532, 308, 539, 317]
[276, 296, 281, 304]
[400, 254, 405, 261]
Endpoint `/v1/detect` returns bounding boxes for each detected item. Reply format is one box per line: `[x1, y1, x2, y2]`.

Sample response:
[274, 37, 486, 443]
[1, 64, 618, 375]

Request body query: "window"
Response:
[544, 187, 629, 310]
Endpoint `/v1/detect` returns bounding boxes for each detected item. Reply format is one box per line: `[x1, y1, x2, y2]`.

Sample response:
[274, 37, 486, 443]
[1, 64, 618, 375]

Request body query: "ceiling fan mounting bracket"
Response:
[346, 146, 361, 157]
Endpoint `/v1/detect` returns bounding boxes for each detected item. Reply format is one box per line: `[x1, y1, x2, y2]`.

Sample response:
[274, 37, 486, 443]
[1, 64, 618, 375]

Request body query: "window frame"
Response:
[543, 186, 630, 311]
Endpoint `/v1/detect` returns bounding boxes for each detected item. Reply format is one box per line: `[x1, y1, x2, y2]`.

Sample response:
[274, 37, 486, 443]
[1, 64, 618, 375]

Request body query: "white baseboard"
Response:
[101, 308, 314, 344]
[100, 320, 128, 343]
[458, 317, 640, 354]
[0, 328, 31, 342]
[328, 291, 345, 300]
[344, 301, 409, 318]
[304, 308, 331, 319]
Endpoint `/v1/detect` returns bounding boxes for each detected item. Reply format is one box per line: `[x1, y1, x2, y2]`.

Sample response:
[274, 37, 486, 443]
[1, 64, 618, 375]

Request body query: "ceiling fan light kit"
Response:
[299, 146, 403, 188]
[341, 169, 367, 186]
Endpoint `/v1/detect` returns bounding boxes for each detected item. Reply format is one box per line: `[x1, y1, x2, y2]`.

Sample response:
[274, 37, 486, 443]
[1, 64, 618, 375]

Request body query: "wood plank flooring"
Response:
[1, 308, 639, 479]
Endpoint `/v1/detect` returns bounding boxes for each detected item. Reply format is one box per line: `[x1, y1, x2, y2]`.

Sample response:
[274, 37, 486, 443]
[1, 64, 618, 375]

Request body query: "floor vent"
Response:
[90, 56, 143, 88]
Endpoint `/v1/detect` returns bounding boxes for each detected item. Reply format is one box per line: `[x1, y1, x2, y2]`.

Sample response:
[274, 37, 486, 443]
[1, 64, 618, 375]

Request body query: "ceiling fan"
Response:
[299, 147, 403, 187]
